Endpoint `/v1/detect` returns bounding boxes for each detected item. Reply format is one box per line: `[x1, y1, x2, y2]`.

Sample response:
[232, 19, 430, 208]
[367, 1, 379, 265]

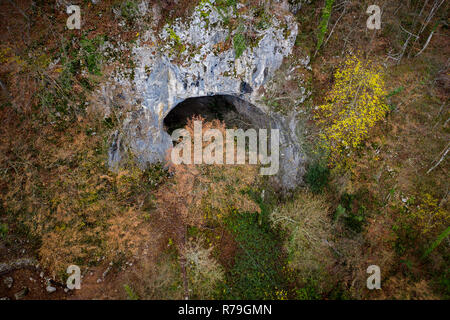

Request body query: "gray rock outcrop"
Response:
[108, 0, 309, 189]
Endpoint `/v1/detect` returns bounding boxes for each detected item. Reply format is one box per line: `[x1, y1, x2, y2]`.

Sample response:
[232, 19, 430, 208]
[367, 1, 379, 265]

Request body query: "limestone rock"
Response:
[106, 0, 309, 190]
[46, 285, 57, 293]
[14, 287, 29, 300]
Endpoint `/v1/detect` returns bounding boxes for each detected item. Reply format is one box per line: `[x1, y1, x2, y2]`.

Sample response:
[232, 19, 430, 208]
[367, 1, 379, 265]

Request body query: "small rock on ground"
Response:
[3, 276, 13, 289]
[46, 285, 56, 293]
[14, 287, 29, 300]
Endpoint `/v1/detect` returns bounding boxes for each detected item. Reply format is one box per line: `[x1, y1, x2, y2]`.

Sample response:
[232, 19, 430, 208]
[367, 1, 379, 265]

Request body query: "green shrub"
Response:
[216, 0, 237, 11]
[255, 7, 271, 30]
[0, 223, 8, 239]
[305, 161, 330, 193]
[142, 162, 169, 189]
[121, 1, 139, 23]
[422, 226, 450, 259]
[315, 0, 334, 53]
[80, 36, 105, 75]
[438, 269, 450, 299]
[233, 27, 246, 59]
[335, 193, 367, 233]
[123, 284, 139, 300]
[296, 278, 321, 300]
[219, 208, 288, 299]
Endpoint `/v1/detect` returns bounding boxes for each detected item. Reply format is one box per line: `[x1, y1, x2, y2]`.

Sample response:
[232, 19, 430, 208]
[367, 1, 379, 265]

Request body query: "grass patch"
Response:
[334, 192, 367, 233]
[233, 27, 246, 59]
[218, 209, 288, 299]
[305, 161, 330, 193]
[315, 0, 334, 54]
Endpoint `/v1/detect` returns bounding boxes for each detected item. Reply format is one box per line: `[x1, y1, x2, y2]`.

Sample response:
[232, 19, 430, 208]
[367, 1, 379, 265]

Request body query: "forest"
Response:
[0, 0, 448, 300]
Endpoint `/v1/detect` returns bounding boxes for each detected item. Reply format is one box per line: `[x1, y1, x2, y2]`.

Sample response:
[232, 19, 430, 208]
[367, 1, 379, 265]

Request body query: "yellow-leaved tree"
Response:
[316, 55, 388, 163]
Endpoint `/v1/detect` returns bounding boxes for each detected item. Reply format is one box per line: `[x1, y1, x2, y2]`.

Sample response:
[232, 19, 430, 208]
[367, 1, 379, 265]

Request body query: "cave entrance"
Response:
[163, 95, 254, 135]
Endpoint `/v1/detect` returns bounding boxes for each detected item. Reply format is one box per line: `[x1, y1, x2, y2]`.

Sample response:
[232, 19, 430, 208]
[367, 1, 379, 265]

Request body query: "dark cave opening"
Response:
[163, 95, 255, 135]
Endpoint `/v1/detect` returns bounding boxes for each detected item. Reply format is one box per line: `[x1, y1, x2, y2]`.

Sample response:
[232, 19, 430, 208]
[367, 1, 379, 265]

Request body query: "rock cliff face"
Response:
[108, 0, 309, 189]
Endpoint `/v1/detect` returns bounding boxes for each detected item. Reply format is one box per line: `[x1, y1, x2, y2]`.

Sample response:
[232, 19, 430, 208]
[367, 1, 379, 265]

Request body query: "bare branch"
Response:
[416, 31, 435, 56]
[6, 0, 29, 21]
[427, 142, 450, 174]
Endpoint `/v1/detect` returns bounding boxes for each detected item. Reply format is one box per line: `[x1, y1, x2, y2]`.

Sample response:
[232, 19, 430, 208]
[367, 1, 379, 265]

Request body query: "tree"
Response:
[315, 55, 388, 164]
